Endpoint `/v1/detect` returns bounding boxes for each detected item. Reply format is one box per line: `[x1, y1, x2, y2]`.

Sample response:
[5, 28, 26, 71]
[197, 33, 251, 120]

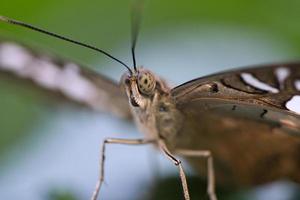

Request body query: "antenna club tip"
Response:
[0, 15, 6, 21]
[0, 15, 11, 23]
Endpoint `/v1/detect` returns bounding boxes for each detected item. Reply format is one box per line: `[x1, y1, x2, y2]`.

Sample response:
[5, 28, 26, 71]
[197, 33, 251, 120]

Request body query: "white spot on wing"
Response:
[275, 66, 290, 90]
[0, 43, 32, 72]
[57, 63, 100, 105]
[29, 58, 61, 89]
[286, 95, 300, 115]
[241, 72, 279, 93]
[295, 80, 300, 91]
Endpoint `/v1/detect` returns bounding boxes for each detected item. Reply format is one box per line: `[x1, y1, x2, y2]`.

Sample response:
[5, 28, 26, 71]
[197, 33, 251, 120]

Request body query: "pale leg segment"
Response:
[91, 138, 154, 200]
[176, 149, 217, 200]
[158, 140, 191, 200]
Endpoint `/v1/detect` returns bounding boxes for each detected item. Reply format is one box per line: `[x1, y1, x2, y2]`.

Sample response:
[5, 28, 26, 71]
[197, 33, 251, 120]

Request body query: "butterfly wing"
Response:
[171, 63, 300, 186]
[0, 40, 132, 119]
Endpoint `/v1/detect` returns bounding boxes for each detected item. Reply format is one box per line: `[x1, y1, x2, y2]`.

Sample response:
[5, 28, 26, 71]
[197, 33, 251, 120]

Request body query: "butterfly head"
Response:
[121, 67, 161, 109]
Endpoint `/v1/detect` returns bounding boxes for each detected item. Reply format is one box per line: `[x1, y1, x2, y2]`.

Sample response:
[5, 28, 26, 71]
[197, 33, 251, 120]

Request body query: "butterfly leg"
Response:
[176, 149, 217, 200]
[158, 140, 191, 200]
[91, 138, 154, 200]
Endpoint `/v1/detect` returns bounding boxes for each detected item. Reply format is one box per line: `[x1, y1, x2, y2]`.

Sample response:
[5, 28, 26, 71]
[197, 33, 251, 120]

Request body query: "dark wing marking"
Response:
[172, 62, 300, 135]
[171, 63, 300, 186]
[0, 41, 132, 119]
[172, 62, 300, 114]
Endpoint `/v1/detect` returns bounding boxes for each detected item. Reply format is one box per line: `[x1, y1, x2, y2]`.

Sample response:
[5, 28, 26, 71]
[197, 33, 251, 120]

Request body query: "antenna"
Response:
[131, 0, 145, 72]
[0, 15, 133, 74]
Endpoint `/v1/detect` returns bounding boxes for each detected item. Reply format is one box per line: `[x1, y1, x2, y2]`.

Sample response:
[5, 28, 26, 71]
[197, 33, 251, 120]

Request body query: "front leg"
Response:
[176, 149, 217, 200]
[158, 140, 191, 200]
[91, 137, 154, 200]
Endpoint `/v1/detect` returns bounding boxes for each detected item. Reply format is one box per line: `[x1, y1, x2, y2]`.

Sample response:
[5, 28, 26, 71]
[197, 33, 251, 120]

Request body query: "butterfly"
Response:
[1, 5, 300, 200]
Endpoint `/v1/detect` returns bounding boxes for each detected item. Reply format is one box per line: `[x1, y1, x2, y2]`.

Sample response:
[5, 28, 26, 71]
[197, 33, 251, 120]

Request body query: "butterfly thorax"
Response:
[121, 67, 183, 148]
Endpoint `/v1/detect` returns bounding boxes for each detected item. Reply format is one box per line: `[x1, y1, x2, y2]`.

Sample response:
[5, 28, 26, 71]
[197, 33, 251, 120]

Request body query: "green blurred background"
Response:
[1, 0, 300, 200]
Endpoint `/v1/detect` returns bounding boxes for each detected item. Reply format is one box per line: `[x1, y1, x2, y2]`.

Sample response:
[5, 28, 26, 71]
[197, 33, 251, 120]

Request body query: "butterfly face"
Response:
[122, 67, 158, 109]
[121, 67, 184, 142]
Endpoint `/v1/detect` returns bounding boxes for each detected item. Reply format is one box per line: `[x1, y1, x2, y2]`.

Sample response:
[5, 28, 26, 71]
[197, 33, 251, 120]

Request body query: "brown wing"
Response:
[171, 63, 300, 187]
[0, 40, 132, 119]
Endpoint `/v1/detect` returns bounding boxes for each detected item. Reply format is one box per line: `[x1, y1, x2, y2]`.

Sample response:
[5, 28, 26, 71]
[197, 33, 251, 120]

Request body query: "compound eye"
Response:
[137, 71, 156, 95]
